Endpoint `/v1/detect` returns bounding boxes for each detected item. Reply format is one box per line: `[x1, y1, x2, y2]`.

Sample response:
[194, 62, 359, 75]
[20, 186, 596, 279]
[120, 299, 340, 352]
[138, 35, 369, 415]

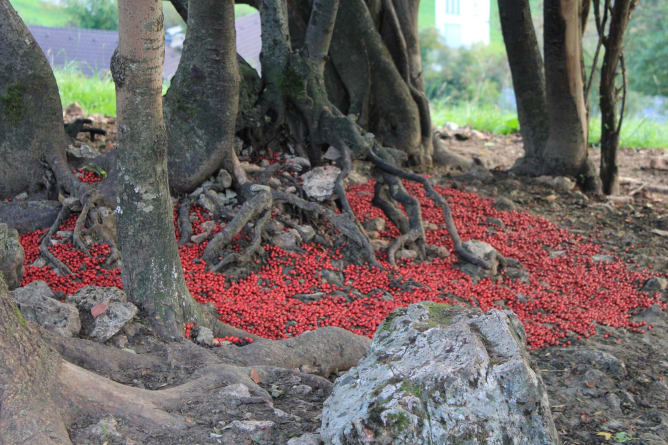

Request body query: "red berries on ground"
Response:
[19, 180, 664, 349]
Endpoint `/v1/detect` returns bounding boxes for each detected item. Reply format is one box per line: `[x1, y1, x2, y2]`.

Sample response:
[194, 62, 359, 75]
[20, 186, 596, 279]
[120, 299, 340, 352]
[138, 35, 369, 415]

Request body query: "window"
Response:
[445, 0, 460, 15]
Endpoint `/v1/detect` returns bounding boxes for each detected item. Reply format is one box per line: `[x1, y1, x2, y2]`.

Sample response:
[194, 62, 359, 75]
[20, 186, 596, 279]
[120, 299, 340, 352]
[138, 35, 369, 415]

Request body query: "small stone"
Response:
[190, 232, 209, 244]
[549, 250, 566, 258]
[67, 286, 137, 342]
[424, 222, 439, 231]
[346, 170, 367, 186]
[286, 433, 321, 445]
[552, 176, 575, 193]
[84, 416, 121, 439]
[273, 229, 302, 251]
[301, 166, 341, 201]
[396, 249, 418, 260]
[426, 245, 450, 259]
[298, 225, 315, 242]
[493, 196, 516, 211]
[250, 184, 271, 193]
[486, 217, 505, 229]
[217, 169, 232, 189]
[323, 146, 341, 160]
[0, 223, 24, 289]
[64, 102, 83, 115]
[641, 277, 667, 293]
[200, 220, 217, 234]
[572, 191, 589, 206]
[371, 239, 389, 250]
[291, 384, 312, 395]
[363, 217, 386, 232]
[196, 326, 215, 346]
[592, 254, 614, 263]
[13, 191, 28, 201]
[11, 281, 81, 337]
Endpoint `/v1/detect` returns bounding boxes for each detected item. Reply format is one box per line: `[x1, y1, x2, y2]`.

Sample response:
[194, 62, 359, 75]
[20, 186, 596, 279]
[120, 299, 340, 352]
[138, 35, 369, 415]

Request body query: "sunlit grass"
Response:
[9, 0, 72, 27]
[431, 100, 668, 150]
[54, 66, 116, 116]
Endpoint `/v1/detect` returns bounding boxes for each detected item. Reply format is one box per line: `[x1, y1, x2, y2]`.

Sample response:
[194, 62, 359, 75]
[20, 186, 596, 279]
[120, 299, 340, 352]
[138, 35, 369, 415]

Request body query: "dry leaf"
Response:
[91, 302, 108, 319]
[249, 368, 262, 384]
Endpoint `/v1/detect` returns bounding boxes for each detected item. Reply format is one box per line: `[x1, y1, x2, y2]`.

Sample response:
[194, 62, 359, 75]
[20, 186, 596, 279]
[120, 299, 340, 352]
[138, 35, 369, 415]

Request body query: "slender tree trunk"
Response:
[0, 0, 82, 200]
[113, 0, 202, 340]
[164, 0, 245, 192]
[543, 0, 597, 188]
[598, 0, 636, 195]
[497, 0, 550, 170]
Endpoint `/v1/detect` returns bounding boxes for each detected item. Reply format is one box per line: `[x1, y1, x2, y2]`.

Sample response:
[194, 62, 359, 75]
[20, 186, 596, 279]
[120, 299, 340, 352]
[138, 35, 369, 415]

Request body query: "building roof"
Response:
[28, 13, 262, 80]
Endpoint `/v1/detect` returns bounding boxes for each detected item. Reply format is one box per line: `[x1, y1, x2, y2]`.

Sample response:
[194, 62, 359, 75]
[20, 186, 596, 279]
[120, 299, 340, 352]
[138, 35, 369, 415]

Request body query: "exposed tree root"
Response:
[39, 198, 78, 275]
[177, 196, 194, 245]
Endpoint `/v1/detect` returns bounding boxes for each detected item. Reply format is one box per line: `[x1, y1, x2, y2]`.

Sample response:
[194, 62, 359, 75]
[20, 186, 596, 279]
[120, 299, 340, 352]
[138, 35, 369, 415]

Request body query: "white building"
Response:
[435, 0, 490, 48]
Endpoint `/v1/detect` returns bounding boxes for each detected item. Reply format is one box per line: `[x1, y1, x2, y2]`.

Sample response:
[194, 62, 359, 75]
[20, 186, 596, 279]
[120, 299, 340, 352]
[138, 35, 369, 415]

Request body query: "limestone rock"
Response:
[217, 168, 233, 189]
[11, 280, 81, 337]
[493, 196, 516, 211]
[301, 166, 341, 201]
[273, 229, 302, 251]
[0, 223, 24, 289]
[456, 240, 502, 280]
[321, 302, 559, 445]
[67, 286, 137, 342]
[287, 432, 322, 445]
[220, 420, 276, 445]
[196, 326, 215, 346]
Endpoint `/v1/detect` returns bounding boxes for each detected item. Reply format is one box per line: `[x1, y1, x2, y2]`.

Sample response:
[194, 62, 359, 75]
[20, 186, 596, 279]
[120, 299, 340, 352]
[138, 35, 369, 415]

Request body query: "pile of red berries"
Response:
[19, 180, 664, 349]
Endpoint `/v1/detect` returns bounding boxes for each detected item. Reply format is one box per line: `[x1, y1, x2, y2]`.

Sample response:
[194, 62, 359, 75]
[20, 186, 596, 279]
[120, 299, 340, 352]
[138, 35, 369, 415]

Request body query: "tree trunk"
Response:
[497, 0, 550, 170]
[286, 0, 429, 165]
[598, 0, 636, 195]
[0, 276, 71, 444]
[0, 0, 82, 200]
[543, 0, 598, 188]
[113, 0, 203, 340]
[164, 0, 246, 193]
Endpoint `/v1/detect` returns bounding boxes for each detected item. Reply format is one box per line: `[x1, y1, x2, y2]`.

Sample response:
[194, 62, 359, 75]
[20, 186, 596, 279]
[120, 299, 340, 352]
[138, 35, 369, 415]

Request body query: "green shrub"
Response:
[64, 0, 117, 30]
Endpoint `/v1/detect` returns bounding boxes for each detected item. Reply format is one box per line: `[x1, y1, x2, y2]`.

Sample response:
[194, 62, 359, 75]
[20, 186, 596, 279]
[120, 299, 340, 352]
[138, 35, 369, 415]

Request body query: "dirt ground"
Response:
[62, 114, 668, 444]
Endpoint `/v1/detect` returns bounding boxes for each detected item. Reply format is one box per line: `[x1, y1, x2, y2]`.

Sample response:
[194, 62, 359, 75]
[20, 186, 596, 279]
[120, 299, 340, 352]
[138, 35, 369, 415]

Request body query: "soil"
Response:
[32, 115, 668, 444]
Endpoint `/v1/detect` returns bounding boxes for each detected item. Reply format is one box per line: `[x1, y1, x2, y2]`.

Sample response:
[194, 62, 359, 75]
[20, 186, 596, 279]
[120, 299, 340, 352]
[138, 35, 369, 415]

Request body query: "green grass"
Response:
[9, 0, 72, 27]
[54, 65, 116, 115]
[431, 101, 520, 135]
[431, 100, 668, 150]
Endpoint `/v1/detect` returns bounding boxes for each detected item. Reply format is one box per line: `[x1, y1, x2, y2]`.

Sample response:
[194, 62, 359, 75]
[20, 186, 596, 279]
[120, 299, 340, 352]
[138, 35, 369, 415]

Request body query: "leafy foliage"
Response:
[626, 0, 668, 96]
[64, 0, 118, 30]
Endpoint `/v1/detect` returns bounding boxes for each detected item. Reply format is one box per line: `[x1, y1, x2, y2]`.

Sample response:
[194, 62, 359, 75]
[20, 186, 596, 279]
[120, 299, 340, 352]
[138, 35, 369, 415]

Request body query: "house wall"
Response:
[435, 0, 490, 47]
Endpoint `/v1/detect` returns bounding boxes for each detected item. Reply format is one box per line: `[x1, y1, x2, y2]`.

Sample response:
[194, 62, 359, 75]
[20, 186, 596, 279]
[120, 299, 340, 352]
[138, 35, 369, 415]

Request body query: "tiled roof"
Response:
[28, 13, 262, 79]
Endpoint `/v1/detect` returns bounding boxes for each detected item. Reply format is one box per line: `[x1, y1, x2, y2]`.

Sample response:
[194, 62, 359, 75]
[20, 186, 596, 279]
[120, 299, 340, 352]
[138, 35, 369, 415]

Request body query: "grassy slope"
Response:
[9, 0, 72, 27]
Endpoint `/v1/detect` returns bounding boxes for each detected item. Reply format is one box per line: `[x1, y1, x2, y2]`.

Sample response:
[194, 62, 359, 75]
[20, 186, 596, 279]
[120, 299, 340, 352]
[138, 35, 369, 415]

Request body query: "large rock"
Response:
[301, 166, 341, 201]
[0, 223, 24, 289]
[11, 281, 81, 337]
[321, 302, 559, 445]
[66, 286, 137, 342]
[0, 200, 61, 233]
[456, 240, 502, 281]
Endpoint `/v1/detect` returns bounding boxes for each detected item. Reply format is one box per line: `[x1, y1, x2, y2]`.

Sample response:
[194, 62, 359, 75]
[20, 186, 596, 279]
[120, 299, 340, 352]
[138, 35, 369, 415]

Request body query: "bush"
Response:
[64, 0, 118, 30]
[419, 28, 510, 106]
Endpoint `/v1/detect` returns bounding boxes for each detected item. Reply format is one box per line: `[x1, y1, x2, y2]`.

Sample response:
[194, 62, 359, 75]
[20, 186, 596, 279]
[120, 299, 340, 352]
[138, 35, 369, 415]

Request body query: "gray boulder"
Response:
[0, 223, 24, 289]
[11, 280, 81, 337]
[456, 240, 502, 281]
[301, 166, 341, 201]
[66, 286, 138, 342]
[321, 302, 559, 445]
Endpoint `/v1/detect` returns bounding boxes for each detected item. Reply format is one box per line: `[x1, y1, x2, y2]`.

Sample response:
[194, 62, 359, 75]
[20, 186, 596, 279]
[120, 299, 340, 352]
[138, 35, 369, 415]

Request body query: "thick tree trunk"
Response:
[0, 0, 82, 200]
[113, 0, 203, 340]
[543, 0, 597, 188]
[0, 276, 71, 444]
[286, 0, 428, 165]
[598, 0, 635, 195]
[497, 0, 550, 169]
[164, 0, 245, 193]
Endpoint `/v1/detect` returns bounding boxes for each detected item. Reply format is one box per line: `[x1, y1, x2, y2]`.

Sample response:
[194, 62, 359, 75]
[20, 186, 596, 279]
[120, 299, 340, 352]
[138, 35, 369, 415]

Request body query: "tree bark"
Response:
[497, 0, 550, 170]
[543, 0, 597, 188]
[164, 0, 245, 193]
[598, 0, 636, 195]
[0, 0, 82, 200]
[113, 0, 203, 340]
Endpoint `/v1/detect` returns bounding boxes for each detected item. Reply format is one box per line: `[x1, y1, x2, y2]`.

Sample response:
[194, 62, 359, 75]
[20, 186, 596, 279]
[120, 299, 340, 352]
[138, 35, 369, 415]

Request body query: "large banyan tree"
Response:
[1, 0, 490, 343]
